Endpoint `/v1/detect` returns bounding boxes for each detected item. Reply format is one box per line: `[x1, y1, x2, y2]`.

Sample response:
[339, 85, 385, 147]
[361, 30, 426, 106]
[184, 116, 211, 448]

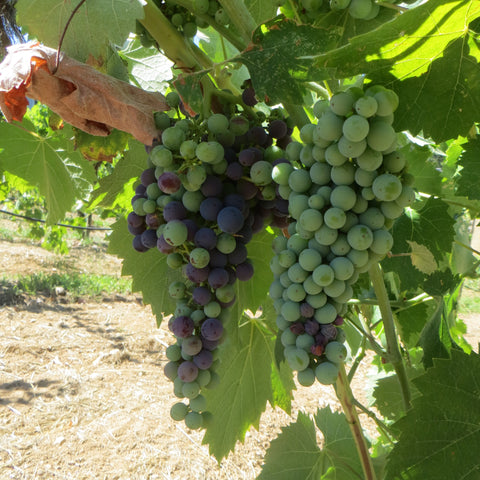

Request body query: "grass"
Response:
[459, 277, 480, 315]
[0, 272, 132, 300]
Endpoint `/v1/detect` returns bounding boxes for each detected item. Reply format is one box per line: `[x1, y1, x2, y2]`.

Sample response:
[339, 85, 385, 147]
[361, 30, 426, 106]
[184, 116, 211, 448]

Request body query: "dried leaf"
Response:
[407, 240, 438, 275]
[0, 42, 169, 145]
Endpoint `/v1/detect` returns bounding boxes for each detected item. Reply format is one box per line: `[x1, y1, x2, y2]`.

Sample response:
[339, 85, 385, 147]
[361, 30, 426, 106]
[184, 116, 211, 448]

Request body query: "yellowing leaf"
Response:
[407, 240, 438, 274]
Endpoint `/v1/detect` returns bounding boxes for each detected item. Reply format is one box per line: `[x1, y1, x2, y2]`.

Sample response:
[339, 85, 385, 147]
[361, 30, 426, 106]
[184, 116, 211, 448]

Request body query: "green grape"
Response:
[313, 99, 330, 119]
[347, 224, 374, 250]
[296, 333, 315, 351]
[315, 361, 339, 385]
[169, 281, 186, 299]
[163, 220, 188, 246]
[298, 248, 323, 271]
[197, 369, 211, 387]
[162, 126, 186, 151]
[146, 183, 162, 199]
[324, 207, 346, 229]
[183, 22, 198, 37]
[312, 264, 335, 287]
[348, 0, 374, 18]
[364, 2, 380, 19]
[352, 195, 369, 214]
[167, 252, 184, 269]
[166, 91, 181, 108]
[189, 247, 210, 268]
[207, 113, 229, 134]
[289, 169, 312, 193]
[272, 236, 288, 255]
[330, 91, 355, 116]
[189, 394, 207, 413]
[191, 309, 205, 325]
[308, 238, 330, 256]
[347, 248, 369, 268]
[196, 141, 224, 164]
[250, 161, 273, 186]
[317, 111, 344, 141]
[184, 411, 203, 429]
[176, 119, 193, 133]
[356, 148, 383, 171]
[187, 165, 207, 187]
[338, 136, 367, 159]
[279, 271, 292, 288]
[354, 95, 378, 118]
[395, 185, 416, 208]
[372, 173, 403, 201]
[142, 199, 157, 214]
[215, 7, 230, 25]
[330, 185, 357, 211]
[276, 315, 290, 331]
[308, 194, 325, 210]
[182, 381, 201, 399]
[170, 402, 189, 421]
[355, 168, 377, 188]
[359, 207, 385, 230]
[132, 197, 146, 216]
[261, 184, 276, 201]
[286, 141, 303, 162]
[325, 341, 348, 363]
[300, 123, 316, 143]
[287, 234, 309, 255]
[288, 263, 309, 283]
[367, 121, 397, 152]
[216, 284, 235, 303]
[217, 233, 236, 254]
[342, 114, 370, 142]
[330, 234, 351, 256]
[182, 190, 204, 212]
[383, 151, 406, 173]
[370, 228, 394, 255]
[204, 301, 221, 318]
[229, 115, 249, 136]
[270, 280, 284, 300]
[297, 368, 316, 387]
[193, 0, 210, 13]
[330, 162, 356, 185]
[317, 185, 333, 202]
[330, 256, 354, 281]
[285, 347, 310, 371]
[381, 200, 404, 219]
[166, 344, 182, 362]
[272, 162, 294, 186]
[180, 140, 197, 160]
[281, 301, 301, 322]
[340, 211, 359, 233]
[151, 145, 173, 167]
[325, 143, 348, 166]
[300, 144, 315, 167]
[154, 111, 171, 130]
[306, 292, 327, 308]
[332, 284, 353, 303]
[286, 283, 307, 302]
[278, 249, 297, 268]
[374, 89, 399, 116]
[323, 279, 346, 298]
[314, 224, 338, 246]
[288, 194, 309, 220]
[303, 275, 323, 295]
[271, 256, 287, 276]
[310, 162, 332, 185]
[298, 208, 323, 232]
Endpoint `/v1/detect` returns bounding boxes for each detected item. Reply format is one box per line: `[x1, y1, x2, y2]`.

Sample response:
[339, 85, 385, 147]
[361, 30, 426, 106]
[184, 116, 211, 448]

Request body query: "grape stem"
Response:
[353, 399, 396, 445]
[335, 363, 377, 480]
[368, 262, 412, 411]
[217, 0, 257, 45]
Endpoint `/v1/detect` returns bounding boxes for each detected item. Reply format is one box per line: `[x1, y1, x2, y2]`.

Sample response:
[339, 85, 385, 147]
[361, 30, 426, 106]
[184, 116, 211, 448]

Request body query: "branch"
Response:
[217, 0, 257, 45]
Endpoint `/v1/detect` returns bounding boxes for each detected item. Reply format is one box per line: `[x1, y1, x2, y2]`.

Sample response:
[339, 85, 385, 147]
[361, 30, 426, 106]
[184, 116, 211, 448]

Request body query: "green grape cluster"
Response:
[270, 85, 414, 387]
[127, 90, 292, 429]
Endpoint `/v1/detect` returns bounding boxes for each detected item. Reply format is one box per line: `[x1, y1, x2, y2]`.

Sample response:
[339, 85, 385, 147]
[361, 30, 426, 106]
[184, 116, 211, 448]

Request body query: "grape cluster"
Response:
[270, 85, 414, 386]
[127, 95, 291, 429]
[282, 0, 380, 22]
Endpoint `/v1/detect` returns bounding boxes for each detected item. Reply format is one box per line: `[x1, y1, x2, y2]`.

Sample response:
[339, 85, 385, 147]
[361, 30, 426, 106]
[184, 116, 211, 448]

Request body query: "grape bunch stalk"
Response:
[270, 85, 415, 386]
[126, 88, 292, 429]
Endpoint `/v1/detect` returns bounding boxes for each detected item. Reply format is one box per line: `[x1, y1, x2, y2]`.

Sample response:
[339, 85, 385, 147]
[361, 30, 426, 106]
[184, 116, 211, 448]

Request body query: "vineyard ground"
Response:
[0, 218, 478, 480]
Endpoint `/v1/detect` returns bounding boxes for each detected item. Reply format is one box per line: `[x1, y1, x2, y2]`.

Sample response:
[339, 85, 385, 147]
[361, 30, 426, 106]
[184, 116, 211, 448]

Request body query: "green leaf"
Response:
[0, 120, 96, 224]
[120, 37, 173, 93]
[258, 411, 323, 480]
[385, 350, 480, 480]
[456, 136, 480, 199]
[89, 140, 147, 209]
[202, 308, 293, 461]
[17, 0, 144, 61]
[396, 300, 434, 347]
[310, 0, 480, 142]
[245, 0, 279, 24]
[173, 73, 206, 117]
[237, 18, 338, 105]
[107, 216, 179, 322]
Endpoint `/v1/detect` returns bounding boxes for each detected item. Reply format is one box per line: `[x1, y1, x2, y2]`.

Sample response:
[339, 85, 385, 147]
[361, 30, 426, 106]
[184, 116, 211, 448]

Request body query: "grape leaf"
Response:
[107, 217, 179, 323]
[0, 119, 96, 224]
[245, 0, 278, 24]
[258, 411, 323, 480]
[202, 307, 293, 461]
[16, 0, 143, 62]
[406, 241, 438, 275]
[385, 350, 480, 480]
[120, 37, 173, 93]
[89, 140, 147, 209]
[456, 136, 480, 200]
[396, 300, 435, 347]
[422, 268, 460, 297]
[237, 18, 339, 105]
[74, 128, 130, 163]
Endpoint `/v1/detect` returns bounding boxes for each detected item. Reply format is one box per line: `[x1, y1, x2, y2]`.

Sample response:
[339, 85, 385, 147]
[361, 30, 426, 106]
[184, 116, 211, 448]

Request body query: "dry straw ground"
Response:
[0, 224, 478, 480]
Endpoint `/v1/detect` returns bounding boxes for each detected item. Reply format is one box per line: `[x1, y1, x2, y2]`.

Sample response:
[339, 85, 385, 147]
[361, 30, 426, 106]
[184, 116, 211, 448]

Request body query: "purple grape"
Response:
[218, 296, 236, 308]
[157, 235, 175, 254]
[300, 303, 315, 319]
[276, 135, 292, 149]
[236, 261, 254, 281]
[333, 315, 344, 326]
[268, 119, 288, 139]
[315, 333, 328, 346]
[224, 147, 237, 163]
[237, 179, 259, 200]
[177, 361, 198, 382]
[271, 215, 289, 229]
[182, 219, 198, 241]
[242, 87, 258, 106]
[247, 126, 268, 146]
[128, 212, 145, 228]
[217, 207, 244, 234]
[193, 350, 213, 370]
[320, 323, 338, 341]
[192, 286, 212, 306]
[194, 228, 217, 250]
[209, 249, 228, 268]
[145, 212, 162, 229]
[251, 215, 264, 233]
[201, 175, 223, 197]
[225, 266, 237, 285]
[141, 229, 158, 249]
[201, 318, 224, 341]
[304, 319, 319, 335]
[200, 336, 219, 351]
[158, 172, 181, 193]
[290, 322, 305, 335]
[236, 225, 253, 244]
[141, 168, 156, 187]
[135, 184, 147, 196]
[228, 243, 248, 265]
[163, 201, 187, 221]
[200, 197, 223, 222]
[133, 235, 149, 252]
[310, 344, 324, 357]
[128, 223, 146, 235]
[185, 263, 210, 283]
[171, 316, 195, 338]
[275, 199, 289, 216]
[226, 162, 244, 181]
[239, 147, 262, 166]
[208, 268, 229, 289]
[224, 193, 246, 212]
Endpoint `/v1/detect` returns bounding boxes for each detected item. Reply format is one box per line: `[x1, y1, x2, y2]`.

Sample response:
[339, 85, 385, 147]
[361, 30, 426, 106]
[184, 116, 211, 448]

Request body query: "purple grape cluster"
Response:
[127, 96, 292, 429]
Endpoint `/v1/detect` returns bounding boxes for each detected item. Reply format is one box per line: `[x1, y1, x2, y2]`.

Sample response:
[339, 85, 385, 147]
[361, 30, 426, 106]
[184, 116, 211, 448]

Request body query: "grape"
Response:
[164, 361, 179, 381]
[383, 151, 406, 173]
[190, 247, 210, 268]
[330, 234, 351, 256]
[170, 402, 189, 421]
[381, 200, 404, 219]
[171, 316, 195, 338]
[395, 185, 416, 208]
[216, 284, 236, 303]
[374, 89, 399, 116]
[193, 350, 213, 370]
[268, 119, 288, 139]
[314, 303, 338, 324]
[216, 233, 237, 254]
[367, 121, 396, 152]
[208, 268, 229, 289]
[288, 263, 309, 283]
[163, 200, 187, 221]
[286, 283, 307, 302]
[359, 207, 385, 230]
[194, 227, 217, 250]
[228, 243, 248, 265]
[160, 219, 186, 246]
[204, 301, 221, 318]
[356, 148, 383, 171]
[177, 361, 198, 382]
[151, 146, 173, 167]
[347, 224, 374, 250]
[372, 174, 403, 202]
[315, 361, 339, 384]
[182, 336, 203, 356]
[355, 168, 377, 188]
[325, 341, 348, 363]
[312, 264, 335, 287]
[310, 162, 332, 185]
[303, 276, 322, 295]
[315, 224, 338, 246]
[207, 113, 229, 134]
[298, 208, 323, 232]
[330, 256, 355, 281]
[317, 111, 343, 141]
[321, 324, 338, 341]
[308, 194, 325, 210]
[323, 279, 346, 298]
[192, 286, 212, 306]
[354, 96, 378, 118]
[162, 126, 186, 151]
[140, 229, 157, 249]
[166, 344, 182, 362]
[169, 281, 186, 299]
[185, 263, 210, 283]
[298, 248, 322, 271]
[281, 329, 297, 347]
[158, 172, 181, 194]
[242, 87, 258, 106]
[189, 394, 207, 413]
[288, 169, 312, 193]
[217, 206, 244, 234]
[330, 162, 356, 185]
[370, 228, 394, 255]
[347, 248, 369, 268]
[196, 141, 224, 164]
[236, 261, 254, 281]
[200, 197, 223, 222]
[325, 143, 347, 166]
[201, 318, 223, 341]
[324, 207, 346, 229]
[330, 185, 357, 211]
[297, 368, 316, 387]
[285, 347, 310, 371]
[330, 91, 355, 116]
[250, 161, 273, 186]
[186, 164, 207, 187]
[281, 301, 301, 322]
[154, 111, 171, 130]
[342, 114, 370, 142]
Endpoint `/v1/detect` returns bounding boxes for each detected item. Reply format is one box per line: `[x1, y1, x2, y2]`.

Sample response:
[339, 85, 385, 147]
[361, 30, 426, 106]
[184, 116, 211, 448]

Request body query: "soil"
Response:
[0, 223, 478, 480]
